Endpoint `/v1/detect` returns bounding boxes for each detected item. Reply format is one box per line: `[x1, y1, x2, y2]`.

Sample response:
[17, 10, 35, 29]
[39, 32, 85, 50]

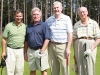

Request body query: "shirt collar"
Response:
[12, 21, 22, 26]
[31, 20, 42, 26]
[52, 13, 64, 20]
[79, 17, 92, 26]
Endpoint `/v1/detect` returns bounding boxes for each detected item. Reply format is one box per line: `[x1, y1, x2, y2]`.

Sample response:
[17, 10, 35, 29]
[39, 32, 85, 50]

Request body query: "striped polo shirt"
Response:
[3, 22, 26, 48]
[73, 18, 100, 40]
[45, 14, 73, 43]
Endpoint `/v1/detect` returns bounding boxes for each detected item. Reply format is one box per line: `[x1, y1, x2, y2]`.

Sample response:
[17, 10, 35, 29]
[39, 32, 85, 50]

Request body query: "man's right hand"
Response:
[24, 54, 28, 62]
[1, 52, 6, 60]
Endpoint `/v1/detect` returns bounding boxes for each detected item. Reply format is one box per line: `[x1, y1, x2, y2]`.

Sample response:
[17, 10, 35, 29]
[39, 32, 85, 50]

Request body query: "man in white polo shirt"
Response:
[45, 1, 73, 75]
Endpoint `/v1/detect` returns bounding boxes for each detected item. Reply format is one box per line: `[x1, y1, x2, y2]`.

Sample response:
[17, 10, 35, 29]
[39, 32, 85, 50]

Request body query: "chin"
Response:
[55, 13, 60, 15]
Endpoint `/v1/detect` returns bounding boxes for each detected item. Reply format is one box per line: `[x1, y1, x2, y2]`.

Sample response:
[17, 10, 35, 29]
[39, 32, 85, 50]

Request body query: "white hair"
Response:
[53, 1, 62, 8]
[31, 7, 42, 16]
[77, 6, 88, 14]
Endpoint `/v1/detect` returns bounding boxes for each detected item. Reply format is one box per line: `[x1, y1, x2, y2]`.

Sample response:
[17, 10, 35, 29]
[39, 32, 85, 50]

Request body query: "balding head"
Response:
[78, 6, 88, 14]
[77, 6, 88, 20]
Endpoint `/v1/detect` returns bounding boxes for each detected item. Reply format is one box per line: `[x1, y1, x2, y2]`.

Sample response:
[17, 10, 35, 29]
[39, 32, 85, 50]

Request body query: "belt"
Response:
[78, 37, 93, 40]
[7, 45, 23, 49]
[30, 47, 42, 50]
[50, 41, 66, 44]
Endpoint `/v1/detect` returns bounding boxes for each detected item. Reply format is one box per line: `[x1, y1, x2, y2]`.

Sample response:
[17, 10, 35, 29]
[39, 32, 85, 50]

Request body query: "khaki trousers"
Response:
[74, 39, 97, 75]
[6, 47, 24, 75]
[27, 48, 49, 71]
[48, 42, 69, 75]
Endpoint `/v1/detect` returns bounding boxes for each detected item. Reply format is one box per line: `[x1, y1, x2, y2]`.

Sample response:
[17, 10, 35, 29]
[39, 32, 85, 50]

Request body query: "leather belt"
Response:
[7, 45, 23, 49]
[50, 41, 66, 44]
[78, 37, 93, 40]
[30, 47, 42, 50]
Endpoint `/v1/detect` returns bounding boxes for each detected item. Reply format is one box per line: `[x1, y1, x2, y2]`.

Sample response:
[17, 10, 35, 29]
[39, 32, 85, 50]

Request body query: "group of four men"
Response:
[1, 1, 100, 75]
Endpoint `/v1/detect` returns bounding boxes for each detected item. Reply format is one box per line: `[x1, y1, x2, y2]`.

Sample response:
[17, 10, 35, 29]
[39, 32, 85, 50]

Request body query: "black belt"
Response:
[7, 45, 23, 49]
[30, 47, 42, 50]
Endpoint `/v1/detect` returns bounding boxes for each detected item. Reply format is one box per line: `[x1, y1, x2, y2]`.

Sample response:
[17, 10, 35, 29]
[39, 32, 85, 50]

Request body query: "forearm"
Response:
[73, 39, 77, 63]
[41, 39, 50, 52]
[73, 39, 76, 55]
[66, 33, 73, 49]
[1, 38, 6, 53]
[90, 38, 100, 50]
[24, 41, 28, 54]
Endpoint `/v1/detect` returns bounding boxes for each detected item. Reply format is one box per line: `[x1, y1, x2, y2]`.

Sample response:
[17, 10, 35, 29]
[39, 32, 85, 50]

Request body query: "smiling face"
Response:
[53, 2, 62, 16]
[32, 10, 41, 23]
[78, 7, 88, 20]
[14, 12, 23, 24]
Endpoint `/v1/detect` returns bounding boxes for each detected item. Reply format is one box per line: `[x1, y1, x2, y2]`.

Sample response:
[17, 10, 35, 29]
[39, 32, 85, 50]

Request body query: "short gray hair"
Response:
[53, 1, 62, 8]
[77, 6, 88, 14]
[31, 7, 42, 16]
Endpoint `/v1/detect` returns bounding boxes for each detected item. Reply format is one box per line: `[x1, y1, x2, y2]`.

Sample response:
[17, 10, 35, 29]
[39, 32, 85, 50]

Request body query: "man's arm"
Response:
[1, 38, 6, 59]
[66, 32, 73, 57]
[73, 39, 77, 61]
[24, 41, 28, 62]
[90, 38, 100, 50]
[41, 39, 50, 53]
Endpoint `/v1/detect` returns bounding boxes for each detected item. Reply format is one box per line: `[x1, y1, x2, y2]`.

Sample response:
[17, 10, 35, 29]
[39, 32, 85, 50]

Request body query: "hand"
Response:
[1, 52, 6, 60]
[66, 49, 71, 57]
[24, 54, 28, 62]
[37, 50, 44, 58]
[84, 49, 92, 56]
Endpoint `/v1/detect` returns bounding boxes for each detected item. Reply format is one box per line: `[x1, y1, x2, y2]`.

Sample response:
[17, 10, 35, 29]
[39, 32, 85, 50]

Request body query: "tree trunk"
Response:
[40, 1, 42, 20]
[62, 0, 65, 14]
[70, 0, 73, 24]
[23, 0, 25, 23]
[32, 0, 36, 8]
[88, 0, 91, 16]
[75, 0, 78, 22]
[45, 0, 48, 20]
[8, 0, 10, 22]
[0, 0, 3, 36]
[80, 0, 82, 6]
[50, 0, 53, 16]
[14, 0, 16, 10]
[25, 2, 27, 25]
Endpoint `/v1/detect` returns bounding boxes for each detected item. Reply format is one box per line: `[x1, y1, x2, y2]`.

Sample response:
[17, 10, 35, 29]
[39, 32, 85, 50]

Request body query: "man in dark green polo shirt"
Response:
[1, 9, 26, 75]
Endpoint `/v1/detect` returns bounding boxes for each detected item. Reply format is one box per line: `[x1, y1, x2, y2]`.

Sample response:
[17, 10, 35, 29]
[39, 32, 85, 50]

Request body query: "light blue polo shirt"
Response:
[45, 14, 73, 43]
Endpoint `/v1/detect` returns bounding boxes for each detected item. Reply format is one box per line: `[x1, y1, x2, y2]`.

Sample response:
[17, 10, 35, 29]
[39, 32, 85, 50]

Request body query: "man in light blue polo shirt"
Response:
[45, 1, 73, 75]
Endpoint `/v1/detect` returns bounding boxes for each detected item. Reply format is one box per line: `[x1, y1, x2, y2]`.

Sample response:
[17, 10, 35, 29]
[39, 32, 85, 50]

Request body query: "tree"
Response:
[0, 0, 3, 35]
[0, 0, 100, 28]
[8, 0, 10, 22]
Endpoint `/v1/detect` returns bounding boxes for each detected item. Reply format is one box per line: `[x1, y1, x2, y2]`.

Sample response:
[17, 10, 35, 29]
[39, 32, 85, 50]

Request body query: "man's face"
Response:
[78, 7, 88, 20]
[53, 3, 62, 15]
[14, 12, 23, 23]
[32, 10, 41, 22]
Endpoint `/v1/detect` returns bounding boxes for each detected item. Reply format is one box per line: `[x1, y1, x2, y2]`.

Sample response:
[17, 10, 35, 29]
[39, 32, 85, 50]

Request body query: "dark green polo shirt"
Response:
[3, 22, 26, 48]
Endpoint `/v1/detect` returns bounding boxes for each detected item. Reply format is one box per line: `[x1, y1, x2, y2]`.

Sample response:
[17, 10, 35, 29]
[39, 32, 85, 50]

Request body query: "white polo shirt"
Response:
[45, 14, 73, 43]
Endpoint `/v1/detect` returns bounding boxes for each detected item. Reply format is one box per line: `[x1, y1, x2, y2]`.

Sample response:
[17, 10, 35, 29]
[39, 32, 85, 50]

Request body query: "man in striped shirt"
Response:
[1, 9, 26, 75]
[73, 7, 100, 75]
[45, 1, 73, 75]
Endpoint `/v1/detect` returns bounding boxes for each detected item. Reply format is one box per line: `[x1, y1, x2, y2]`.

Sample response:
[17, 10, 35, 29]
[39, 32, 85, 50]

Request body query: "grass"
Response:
[0, 37, 100, 75]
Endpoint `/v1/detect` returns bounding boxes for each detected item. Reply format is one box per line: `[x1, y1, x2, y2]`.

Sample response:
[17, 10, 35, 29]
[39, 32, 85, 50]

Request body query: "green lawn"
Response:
[0, 37, 100, 75]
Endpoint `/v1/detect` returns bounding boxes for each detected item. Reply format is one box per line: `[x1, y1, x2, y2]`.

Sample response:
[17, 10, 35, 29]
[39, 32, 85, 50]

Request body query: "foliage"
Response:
[0, 0, 100, 27]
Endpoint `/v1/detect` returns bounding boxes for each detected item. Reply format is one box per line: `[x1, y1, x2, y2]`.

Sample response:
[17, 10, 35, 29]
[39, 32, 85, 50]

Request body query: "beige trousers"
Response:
[48, 42, 69, 75]
[74, 39, 97, 75]
[6, 47, 24, 75]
